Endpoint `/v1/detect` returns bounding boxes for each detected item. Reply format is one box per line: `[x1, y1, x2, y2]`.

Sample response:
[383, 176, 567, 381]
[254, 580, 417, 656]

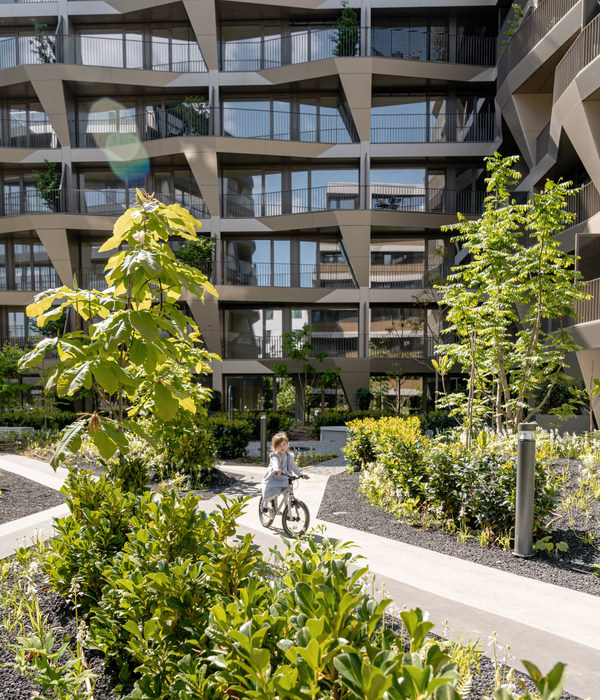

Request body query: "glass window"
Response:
[221, 100, 272, 139]
[0, 243, 5, 290]
[221, 25, 262, 71]
[8, 311, 26, 338]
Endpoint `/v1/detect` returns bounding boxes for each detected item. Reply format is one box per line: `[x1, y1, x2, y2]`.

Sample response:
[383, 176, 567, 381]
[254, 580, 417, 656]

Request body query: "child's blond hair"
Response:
[271, 431, 289, 450]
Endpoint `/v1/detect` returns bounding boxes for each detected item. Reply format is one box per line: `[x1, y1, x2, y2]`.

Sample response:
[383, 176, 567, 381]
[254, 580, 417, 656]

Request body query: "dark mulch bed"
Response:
[318, 471, 600, 597]
[0, 469, 65, 525]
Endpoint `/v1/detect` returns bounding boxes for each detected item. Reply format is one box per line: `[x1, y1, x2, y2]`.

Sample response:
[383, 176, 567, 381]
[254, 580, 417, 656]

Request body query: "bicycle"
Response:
[258, 475, 310, 537]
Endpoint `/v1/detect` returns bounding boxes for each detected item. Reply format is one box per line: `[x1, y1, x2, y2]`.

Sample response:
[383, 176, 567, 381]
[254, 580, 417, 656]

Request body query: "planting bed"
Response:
[0, 469, 65, 525]
[318, 470, 600, 597]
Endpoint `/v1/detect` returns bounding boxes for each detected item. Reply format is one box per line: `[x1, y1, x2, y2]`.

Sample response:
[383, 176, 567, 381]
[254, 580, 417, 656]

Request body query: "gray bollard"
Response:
[260, 413, 267, 465]
[513, 422, 537, 558]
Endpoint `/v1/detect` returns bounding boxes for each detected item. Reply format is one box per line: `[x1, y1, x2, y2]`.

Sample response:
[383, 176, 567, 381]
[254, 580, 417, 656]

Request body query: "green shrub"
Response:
[43, 470, 149, 610]
[312, 408, 389, 436]
[208, 415, 253, 459]
[155, 413, 216, 486]
[238, 409, 294, 440]
[0, 408, 77, 431]
[347, 418, 561, 543]
[418, 410, 455, 434]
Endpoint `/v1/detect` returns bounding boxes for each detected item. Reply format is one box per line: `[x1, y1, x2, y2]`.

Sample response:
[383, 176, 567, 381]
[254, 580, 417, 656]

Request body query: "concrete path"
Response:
[1, 455, 598, 699]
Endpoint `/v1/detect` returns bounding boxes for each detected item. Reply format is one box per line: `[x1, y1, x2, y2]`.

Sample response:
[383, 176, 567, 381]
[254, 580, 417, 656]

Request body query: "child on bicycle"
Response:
[261, 431, 308, 513]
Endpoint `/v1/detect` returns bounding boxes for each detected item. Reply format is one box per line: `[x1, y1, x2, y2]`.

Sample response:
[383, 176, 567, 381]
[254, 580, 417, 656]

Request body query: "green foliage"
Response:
[500, 2, 525, 52]
[208, 414, 253, 459]
[312, 408, 389, 436]
[533, 376, 585, 417]
[31, 20, 56, 64]
[155, 412, 216, 485]
[237, 409, 294, 440]
[346, 418, 561, 543]
[436, 154, 588, 438]
[0, 344, 26, 413]
[208, 388, 222, 412]
[356, 387, 373, 411]
[43, 470, 148, 610]
[33, 160, 60, 211]
[174, 236, 214, 270]
[0, 408, 77, 430]
[332, 0, 360, 57]
[174, 95, 210, 135]
[418, 411, 455, 434]
[20, 190, 219, 475]
[533, 536, 568, 555]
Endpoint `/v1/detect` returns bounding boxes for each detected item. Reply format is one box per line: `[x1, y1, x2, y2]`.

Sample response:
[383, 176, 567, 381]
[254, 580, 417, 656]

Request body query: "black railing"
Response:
[369, 335, 436, 358]
[0, 267, 59, 291]
[220, 26, 360, 71]
[224, 335, 359, 359]
[223, 185, 486, 218]
[221, 261, 356, 288]
[371, 28, 496, 66]
[370, 111, 496, 143]
[370, 263, 449, 289]
[0, 33, 207, 72]
[0, 336, 59, 358]
[0, 189, 209, 219]
[565, 181, 600, 225]
[72, 105, 354, 146]
[1, 116, 58, 148]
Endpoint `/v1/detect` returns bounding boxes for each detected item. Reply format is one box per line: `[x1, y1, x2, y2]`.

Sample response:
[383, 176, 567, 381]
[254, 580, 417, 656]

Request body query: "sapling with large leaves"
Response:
[436, 153, 588, 439]
[19, 189, 219, 469]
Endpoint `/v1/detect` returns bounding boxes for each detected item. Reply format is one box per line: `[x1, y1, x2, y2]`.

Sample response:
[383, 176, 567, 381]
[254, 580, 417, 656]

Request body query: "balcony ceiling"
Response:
[216, 0, 338, 23]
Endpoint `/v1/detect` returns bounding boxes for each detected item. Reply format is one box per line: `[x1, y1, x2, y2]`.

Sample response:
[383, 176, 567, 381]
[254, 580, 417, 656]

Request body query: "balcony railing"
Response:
[221, 261, 356, 288]
[572, 277, 600, 324]
[223, 334, 438, 359]
[220, 26, 494, 71]
[0, 189, 209, 219]
[370, 111, 496, 143]
[0, 336, 58, 358]
[224, 335, 359, 359]
[0, 33, 207, 72]
[369, 335, 436, 358]
[498, 0, 579, 85]
[223, 185, 486, 218]
[370, 263, 449, 289]
[370, 28, 495, 66]
[73, 106, 355, 146]
[0, 116, 58, 148]
[554, 13, 600, 102]
[565, 181, 600, 225]
[0, 267, 59, 291]
[220, 26, 360, 71]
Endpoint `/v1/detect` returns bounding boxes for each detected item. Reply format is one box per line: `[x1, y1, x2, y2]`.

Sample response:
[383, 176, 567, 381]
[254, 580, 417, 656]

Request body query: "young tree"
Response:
[436, 153, 588, 439]
[0, 344, 26, 413]
[20, 190, 219, 467]
[273, 324, 340, 423]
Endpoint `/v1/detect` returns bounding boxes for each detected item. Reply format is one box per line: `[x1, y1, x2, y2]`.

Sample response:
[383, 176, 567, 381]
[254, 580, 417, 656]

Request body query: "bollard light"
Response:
[513, 422, 536, 558]
[260, 413, 267, 465]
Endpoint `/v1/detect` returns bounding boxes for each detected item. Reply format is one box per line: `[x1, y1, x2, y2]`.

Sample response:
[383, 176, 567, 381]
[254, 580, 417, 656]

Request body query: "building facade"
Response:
[0, 0, 598, 418]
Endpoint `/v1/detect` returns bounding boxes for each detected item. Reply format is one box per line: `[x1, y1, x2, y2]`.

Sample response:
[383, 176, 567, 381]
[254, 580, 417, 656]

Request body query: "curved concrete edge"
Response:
[0, 454, 68, 491]
[0, 503, 70, 560]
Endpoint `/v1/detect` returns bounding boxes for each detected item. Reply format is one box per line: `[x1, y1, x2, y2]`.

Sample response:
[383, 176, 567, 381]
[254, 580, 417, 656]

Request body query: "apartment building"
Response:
[0, 0, 597, 417]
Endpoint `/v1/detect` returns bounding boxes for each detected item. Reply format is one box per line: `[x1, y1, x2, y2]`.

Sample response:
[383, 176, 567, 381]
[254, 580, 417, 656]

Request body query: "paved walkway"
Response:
[1, 454, 599, 699]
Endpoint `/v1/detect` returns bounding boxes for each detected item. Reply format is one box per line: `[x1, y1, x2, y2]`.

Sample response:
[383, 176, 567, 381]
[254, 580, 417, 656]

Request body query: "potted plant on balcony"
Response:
[174, 236, 215, 276]
[31, 20, 56, 64]
[174, 96, 210, 136]
[332, 1, 360, 57]
[33, 160, 60, 212]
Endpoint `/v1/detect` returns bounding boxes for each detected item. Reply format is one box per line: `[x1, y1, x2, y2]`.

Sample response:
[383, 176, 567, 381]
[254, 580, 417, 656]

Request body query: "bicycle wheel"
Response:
[282, 499, 310, 538]
[258, 497, 276, 528]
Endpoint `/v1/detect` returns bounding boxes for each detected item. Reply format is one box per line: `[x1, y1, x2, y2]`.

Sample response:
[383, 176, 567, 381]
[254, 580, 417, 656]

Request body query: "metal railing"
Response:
[572, 277, 600, 324]
[0, 189, 209, 219]
[0, 116, 58, 148]
[223, 185, 486, 218]
[370, 111, 495, 143]
[498, 0, 579, 84]
[220, 26, 359, 71]
[565, 181, 600, 224]
[224, 334, 359, 359]
[369, 335, 436, 358]
[370, 263, 449, 289]
[554, 13, 600, 101]
[0, 33, 207, 72]
[73, 105, 354, 146]
[0, 267, 59, 291]
[371, 28, 495, 66]
[0, 336, 58, 358]
[221, 261, 356, 288]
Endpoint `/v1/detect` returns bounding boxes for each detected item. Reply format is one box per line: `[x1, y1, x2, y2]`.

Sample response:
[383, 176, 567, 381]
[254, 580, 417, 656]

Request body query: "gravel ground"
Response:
[318, 470, 600, 597]
[0, 469, 65, 525]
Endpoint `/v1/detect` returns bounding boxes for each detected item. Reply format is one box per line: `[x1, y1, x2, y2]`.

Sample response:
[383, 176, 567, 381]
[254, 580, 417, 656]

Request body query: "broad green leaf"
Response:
[51, 419, 87, 468]
[154, 383, 179, 421]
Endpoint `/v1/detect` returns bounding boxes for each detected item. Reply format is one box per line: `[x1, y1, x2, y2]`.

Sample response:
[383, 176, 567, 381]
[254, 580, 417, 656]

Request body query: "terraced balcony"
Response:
[72, 106, 355, 146]
[370, 111, 496, 143]
[497, 0, 580, 85]
[0, 267, 58, 291]
[0, 116, 58, 148]
[221, 261, 355, 289]
[370, 263, 449, 289]
[572, 277, 600, 324]
[222, 185, 485, 218]
[565, 181, 600, 225]
[0, 189, 209, 219]
[220, 26, 495, 71]
[0, 33, 207, 72]
[554, 12, 600, 101]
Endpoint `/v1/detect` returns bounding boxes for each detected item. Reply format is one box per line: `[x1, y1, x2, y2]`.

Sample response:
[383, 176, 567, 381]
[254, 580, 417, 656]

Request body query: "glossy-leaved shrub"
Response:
[208, 415, 253, 459]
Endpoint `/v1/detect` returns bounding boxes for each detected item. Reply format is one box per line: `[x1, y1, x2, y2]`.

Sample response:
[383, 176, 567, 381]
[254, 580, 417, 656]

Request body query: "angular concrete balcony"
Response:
[221, 261, 356, 289]
[222, 185, 485, 218]
[370, 263, 449, 289]
[370, 111, 496, 144]
[224, 334, 359, 359]
[0, 116, 58, 148]
[565, 181, 600, 225]
[554, 12, 600, 101]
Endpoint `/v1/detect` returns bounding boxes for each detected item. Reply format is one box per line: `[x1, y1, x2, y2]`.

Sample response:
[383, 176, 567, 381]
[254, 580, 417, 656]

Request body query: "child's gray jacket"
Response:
[262, 451, 302, 501]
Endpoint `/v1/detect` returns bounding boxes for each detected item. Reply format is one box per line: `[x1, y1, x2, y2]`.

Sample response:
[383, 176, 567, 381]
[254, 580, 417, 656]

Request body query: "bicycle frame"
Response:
[269, 477, 297, 515]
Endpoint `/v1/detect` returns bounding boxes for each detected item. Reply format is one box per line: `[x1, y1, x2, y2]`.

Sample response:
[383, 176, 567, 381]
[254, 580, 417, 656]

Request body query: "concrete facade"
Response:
[0, 0, 597, 415]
